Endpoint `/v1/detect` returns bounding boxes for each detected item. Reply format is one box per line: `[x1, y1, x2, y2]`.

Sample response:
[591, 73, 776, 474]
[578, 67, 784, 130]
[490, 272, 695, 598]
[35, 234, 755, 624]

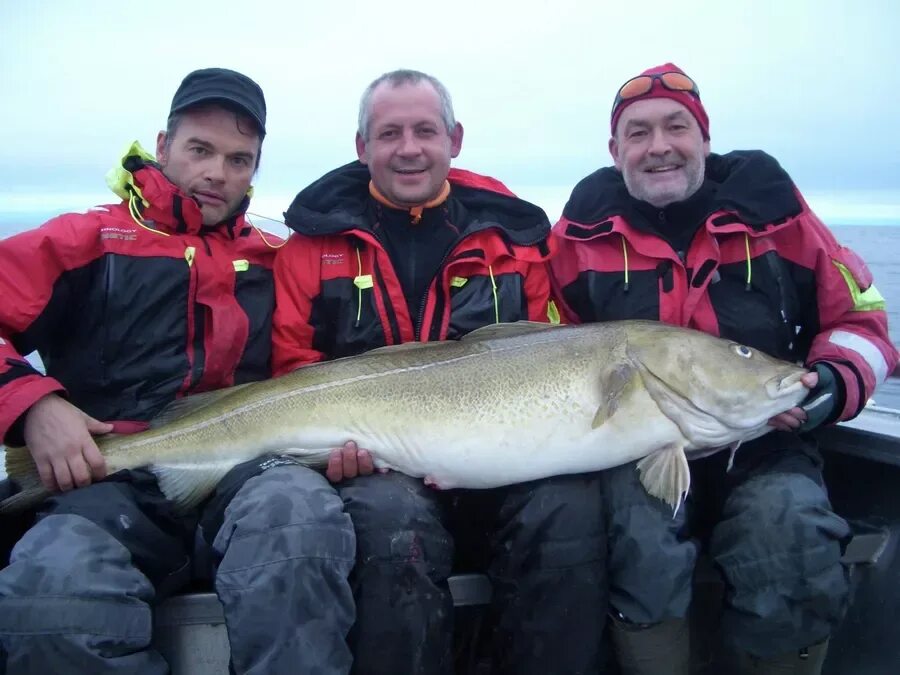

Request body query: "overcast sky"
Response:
[1, 0, 898, 226]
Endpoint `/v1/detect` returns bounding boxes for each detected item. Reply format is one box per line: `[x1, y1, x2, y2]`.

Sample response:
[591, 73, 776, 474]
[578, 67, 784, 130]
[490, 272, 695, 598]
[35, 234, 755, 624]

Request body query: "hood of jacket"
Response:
[284, 161, 551, 248]
[105, 141, 252, 237]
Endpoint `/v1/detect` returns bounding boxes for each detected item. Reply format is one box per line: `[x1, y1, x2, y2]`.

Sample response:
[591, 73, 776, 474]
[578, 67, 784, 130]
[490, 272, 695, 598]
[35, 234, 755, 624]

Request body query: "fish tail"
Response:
[0, 447, 50, 514]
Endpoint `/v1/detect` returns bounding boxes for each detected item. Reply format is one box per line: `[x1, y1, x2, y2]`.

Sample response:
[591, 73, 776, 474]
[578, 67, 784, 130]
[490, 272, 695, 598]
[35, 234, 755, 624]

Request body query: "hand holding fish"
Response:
[23, 393, 111, 492]
[326, 440, 376, 482]
[767, 371, 818, 431]
[768, 363, 842, 433]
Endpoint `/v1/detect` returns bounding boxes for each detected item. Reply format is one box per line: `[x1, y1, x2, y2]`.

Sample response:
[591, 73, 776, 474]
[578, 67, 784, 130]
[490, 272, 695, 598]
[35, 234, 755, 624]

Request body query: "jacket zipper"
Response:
[100, 255, 116, 386]
[183, 245, 206, 392]
[416, 248, 483, 341]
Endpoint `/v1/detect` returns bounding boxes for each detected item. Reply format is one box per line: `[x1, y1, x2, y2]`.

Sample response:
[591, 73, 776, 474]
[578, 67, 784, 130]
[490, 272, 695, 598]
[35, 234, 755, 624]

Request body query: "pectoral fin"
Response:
[636, 443, 691, 516]
[462, 321, 561, 341]
[593, 363, 642, 428]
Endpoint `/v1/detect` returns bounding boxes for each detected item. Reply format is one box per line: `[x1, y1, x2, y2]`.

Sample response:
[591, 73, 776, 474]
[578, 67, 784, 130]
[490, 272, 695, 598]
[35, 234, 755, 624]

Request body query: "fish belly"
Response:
[351, 415, 683, 490]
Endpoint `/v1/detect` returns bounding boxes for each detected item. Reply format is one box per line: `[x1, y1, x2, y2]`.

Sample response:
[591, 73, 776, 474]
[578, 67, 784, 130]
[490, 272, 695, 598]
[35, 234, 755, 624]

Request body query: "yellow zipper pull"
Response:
[547, 300, 561, 325]
[233, 259, 249, 272]
[353, 274, 374, 290]
[184, 246, 196, 267]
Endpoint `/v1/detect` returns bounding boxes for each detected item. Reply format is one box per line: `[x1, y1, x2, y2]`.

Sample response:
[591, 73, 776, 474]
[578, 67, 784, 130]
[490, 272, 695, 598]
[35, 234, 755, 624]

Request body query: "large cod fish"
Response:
[1, 321, 810, 515]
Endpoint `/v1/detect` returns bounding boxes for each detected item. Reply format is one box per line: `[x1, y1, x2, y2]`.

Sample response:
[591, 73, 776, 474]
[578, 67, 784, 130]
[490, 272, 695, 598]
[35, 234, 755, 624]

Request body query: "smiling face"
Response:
[156, 106, 260, 225]
[356, 81, 463, 208]
[610, 98, 710, 208]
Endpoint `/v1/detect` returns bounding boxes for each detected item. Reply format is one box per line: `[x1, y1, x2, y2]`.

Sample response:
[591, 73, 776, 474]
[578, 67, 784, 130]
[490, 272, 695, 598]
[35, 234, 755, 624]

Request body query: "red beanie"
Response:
[610, 63, 710, 140]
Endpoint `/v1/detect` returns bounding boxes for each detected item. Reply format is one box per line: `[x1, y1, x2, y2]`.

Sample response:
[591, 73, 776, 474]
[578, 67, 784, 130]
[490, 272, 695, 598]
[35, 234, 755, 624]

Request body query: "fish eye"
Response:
[731, 344, 753, 359]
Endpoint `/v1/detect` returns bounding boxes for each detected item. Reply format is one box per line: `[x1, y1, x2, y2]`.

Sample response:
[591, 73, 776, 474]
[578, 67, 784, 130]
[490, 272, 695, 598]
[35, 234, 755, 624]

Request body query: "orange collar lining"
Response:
[369, 180, 451, 223]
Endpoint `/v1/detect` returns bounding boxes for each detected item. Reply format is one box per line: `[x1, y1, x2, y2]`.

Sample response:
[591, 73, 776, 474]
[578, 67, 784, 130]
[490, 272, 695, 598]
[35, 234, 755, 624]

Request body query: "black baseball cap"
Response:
[169, 68, 267, 136]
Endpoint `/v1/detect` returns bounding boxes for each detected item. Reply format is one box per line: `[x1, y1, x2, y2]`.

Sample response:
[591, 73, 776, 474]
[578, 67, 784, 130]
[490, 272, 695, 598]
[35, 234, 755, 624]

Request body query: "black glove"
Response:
[798, 363, 844, 433]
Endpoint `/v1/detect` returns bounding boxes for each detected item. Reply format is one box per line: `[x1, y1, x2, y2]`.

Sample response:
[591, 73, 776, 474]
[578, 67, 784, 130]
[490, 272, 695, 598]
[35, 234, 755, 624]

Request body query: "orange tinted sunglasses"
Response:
[612, 72, 700, 111]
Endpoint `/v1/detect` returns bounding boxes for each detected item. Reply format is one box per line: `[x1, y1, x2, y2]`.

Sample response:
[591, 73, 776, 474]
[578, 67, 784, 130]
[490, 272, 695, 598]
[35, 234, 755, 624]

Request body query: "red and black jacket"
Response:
[0, 148, 279, 443]
[272, 161, 556, 373]
[551, 150, 897, 422]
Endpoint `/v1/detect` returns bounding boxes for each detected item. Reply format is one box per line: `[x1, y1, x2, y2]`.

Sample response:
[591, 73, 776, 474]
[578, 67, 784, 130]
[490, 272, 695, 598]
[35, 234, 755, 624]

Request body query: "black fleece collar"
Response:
[563, 150, 803, 229]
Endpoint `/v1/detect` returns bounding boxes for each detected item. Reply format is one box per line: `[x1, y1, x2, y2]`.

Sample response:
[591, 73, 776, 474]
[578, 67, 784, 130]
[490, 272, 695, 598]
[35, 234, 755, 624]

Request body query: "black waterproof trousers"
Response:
[339, 471, 608, 675]
[0, 463, 356, 674]
[604, 439, 851, 659]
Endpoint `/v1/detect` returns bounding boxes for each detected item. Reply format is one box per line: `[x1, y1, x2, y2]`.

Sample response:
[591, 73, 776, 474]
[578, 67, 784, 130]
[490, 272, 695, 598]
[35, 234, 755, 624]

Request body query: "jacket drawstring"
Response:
[126, 191, 170, 237]
[487, 265, 500, 324]
[744, 233, 752, 291]
[353, 247, 374, 326]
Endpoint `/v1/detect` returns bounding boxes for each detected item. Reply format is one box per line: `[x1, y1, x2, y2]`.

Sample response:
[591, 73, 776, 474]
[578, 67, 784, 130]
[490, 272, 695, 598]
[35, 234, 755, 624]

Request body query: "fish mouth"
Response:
[767, 370, 809, 401]
[637, 361, 806, 447]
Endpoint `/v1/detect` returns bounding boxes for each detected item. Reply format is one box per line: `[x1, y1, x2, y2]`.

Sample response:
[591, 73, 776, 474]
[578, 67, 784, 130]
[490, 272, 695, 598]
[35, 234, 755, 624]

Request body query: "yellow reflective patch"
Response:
[832, 261, 886, 312]
[547, 300, 561, 325]
[233, 260, 249, 272]
[450, 276, 468, 288]
[184, 246, 196, 267]
[354, 275, 373, 290]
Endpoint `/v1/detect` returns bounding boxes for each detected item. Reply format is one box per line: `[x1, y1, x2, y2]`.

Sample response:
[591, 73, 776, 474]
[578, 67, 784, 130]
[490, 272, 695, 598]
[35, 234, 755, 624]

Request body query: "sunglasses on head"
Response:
[612, 72, 700, 112]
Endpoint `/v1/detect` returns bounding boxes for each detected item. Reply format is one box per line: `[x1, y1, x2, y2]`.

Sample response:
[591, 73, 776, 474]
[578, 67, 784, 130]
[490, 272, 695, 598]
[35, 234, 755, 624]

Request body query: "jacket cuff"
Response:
[812, 361, 858, 422]
[1, 375, 67, 446]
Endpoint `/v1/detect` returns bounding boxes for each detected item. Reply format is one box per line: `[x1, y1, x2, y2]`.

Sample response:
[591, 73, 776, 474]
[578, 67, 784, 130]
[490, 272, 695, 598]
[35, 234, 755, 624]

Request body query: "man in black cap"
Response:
[0, 68, 356, 674]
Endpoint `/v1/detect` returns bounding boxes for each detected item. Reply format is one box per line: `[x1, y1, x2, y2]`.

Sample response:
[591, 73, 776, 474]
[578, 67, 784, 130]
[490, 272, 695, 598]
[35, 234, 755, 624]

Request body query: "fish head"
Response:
[625, 323, 810, 450]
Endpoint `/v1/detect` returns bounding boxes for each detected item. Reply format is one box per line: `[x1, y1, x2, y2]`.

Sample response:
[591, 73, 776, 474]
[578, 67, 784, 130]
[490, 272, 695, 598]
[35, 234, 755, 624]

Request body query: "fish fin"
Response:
[150, 460, 242, 513]
[636, 443, 691, 516]
[0, 486, 52, 515]
[5, 445, 37, 480]
[362, 342, 449, 356]
[593, 364, 640, 428]
[280, 448, 332, 467]
[279, 448, 399, 473]
[461, 321, 561, 342]
[0, 447, 51, 514]
[149, 385, 254, 429]
[726, 442, 740, 472]
[359, 322, 560, 358]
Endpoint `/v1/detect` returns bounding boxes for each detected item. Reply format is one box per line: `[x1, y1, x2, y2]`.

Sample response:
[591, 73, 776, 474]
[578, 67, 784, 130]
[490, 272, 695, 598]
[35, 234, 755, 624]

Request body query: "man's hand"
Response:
[23, 394, 112, 492]
[326, 440, 376, 483]
[768, 371, 818, 432]
[768, 363, 841, 433]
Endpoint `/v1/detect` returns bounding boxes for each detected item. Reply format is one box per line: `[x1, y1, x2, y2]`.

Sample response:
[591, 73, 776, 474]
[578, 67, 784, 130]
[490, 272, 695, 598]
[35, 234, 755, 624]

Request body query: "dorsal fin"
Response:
[344, 322, 561, 359]
[150, 384, 253, 428]
[461, 321, 561, 342]
[362, 341, 450, 356]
